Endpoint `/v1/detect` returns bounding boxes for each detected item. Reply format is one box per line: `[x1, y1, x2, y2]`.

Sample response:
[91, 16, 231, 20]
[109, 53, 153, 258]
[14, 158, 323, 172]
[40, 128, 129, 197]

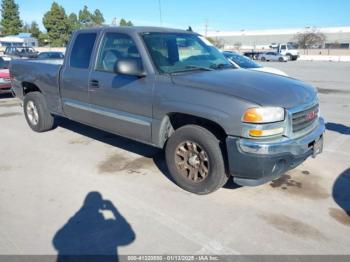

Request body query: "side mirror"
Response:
[114, 58, 146, 78]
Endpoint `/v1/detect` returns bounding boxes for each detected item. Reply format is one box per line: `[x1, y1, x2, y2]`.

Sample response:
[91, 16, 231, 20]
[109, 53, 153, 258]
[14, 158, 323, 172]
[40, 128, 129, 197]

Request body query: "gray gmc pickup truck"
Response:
[10, 27, 325, 194]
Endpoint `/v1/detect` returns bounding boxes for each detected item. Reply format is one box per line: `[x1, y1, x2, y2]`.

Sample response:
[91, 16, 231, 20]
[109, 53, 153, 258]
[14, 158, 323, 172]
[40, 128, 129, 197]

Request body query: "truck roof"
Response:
[74, 26, 195, 34]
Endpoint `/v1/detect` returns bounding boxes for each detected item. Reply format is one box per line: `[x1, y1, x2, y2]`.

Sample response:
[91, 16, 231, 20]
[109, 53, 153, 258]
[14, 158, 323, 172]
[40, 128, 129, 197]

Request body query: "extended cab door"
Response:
[60, 31, 98, 124]
[88, 32, 153, 143]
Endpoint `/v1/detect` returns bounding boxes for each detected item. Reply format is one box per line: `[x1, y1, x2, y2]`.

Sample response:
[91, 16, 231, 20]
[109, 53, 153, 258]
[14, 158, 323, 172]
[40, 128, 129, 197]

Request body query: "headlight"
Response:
[242, 107, 285, 124]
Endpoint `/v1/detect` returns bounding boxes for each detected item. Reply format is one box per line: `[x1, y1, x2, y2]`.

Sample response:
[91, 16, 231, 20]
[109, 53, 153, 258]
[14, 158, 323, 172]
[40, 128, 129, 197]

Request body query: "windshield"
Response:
[224, 53, 261, 69]
[142, 33, 233, 73]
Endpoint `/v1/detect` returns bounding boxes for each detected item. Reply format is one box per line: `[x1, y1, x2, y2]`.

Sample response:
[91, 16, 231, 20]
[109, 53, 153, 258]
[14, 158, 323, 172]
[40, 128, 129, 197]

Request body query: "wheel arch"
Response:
[22, 81, 42, 95]
[156, 112, 228, 148]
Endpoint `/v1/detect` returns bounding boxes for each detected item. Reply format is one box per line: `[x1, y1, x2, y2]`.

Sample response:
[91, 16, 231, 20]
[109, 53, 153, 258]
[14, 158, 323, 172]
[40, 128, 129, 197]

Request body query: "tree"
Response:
[43, 2, 69, 47]
[68, 13, 80, 34]
[22, 22, 30, 33]
[294, 28, 326, 49]
[120, 18, 133, 26]
[78, 6, 105, 27]
[29, 21, 40, 39]
[21, 21, 41, 41]
[38, 32, 49, 46]
[1, 0, 22, 35]
[78, 5, 93, 27]
[92, 9, 104, 26]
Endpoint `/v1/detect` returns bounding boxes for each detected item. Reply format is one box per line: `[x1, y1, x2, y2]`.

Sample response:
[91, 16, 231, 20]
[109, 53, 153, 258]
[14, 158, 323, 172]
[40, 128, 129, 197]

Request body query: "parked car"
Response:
[243, 51, 263, 60]
[4, 46, 39, 59]
[10, 27, 325, 195]
[223, 51, 288, 76]
[37, 52, 65, 60]
[0, 57, 11, 94]
[259, 52, 289, 62]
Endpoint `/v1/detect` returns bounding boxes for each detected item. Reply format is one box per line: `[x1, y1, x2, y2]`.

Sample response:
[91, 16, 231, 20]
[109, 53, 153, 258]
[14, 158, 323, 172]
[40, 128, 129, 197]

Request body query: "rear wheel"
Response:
[24, 92, 55, 132]
[165, 125, 229, 195]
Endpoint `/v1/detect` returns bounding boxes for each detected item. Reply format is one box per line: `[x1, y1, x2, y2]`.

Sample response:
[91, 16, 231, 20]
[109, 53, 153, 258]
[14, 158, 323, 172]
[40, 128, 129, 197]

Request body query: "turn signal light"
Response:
[249, 128, 284, 137]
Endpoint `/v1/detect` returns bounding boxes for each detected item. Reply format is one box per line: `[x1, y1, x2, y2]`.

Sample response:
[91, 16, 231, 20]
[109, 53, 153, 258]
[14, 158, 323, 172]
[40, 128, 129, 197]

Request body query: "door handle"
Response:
[89, 79, 100, 88]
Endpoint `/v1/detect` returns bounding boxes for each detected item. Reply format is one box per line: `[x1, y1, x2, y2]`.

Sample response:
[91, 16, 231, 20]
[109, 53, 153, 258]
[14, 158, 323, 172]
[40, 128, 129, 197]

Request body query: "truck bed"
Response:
[10, 59, 64, 114]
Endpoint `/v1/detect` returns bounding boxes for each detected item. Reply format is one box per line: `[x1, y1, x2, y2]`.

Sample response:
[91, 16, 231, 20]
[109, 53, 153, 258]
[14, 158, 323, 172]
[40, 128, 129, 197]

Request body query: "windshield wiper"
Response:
[170, 65, 214, 74]
[185, 65, 214, 71]
[210, 63, 234, 70]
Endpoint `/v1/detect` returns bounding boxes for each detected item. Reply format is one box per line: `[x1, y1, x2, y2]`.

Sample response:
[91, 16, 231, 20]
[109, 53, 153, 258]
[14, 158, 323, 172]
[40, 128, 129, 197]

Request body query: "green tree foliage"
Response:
[1, 0, 23, 35]
[22, 21, 41, 38]
[78, 6, 105, 27]
[22, 22, 30, 32]
[68, 12, 80, 34]
[120, 18, 133, 26]
[43, 2, 69, 47]
[78, 5, 92, 27]
[38, 32, 49, 46]
[92, 9, 104, 25]
[29, 21, 40, 39]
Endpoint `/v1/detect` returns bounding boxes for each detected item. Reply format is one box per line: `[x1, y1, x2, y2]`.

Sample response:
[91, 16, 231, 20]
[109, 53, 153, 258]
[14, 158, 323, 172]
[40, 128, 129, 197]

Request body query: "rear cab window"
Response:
[70, 33, 97, 69]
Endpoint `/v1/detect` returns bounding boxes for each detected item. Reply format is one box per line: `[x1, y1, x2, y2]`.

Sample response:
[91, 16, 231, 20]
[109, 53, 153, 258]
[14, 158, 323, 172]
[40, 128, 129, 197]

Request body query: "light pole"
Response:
[158, 0, 163, 26]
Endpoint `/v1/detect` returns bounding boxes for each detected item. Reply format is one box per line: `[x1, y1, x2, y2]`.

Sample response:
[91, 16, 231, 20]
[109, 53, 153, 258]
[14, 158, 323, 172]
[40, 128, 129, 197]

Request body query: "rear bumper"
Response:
[226, 118, 325, 186]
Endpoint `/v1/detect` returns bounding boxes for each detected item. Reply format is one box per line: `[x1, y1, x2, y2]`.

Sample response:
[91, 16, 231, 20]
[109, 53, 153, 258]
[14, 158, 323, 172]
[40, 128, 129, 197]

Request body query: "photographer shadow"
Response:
[53, 192, 135, 262]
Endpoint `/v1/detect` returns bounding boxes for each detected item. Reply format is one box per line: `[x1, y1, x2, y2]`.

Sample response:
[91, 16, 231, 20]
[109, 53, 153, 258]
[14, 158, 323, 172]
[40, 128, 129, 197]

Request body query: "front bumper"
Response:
[226, 118, 325, 186]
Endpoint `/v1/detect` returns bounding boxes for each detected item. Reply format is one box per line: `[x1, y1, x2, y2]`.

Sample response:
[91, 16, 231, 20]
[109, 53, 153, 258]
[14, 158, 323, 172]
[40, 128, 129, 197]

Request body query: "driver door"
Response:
[88, 32, 153, 143]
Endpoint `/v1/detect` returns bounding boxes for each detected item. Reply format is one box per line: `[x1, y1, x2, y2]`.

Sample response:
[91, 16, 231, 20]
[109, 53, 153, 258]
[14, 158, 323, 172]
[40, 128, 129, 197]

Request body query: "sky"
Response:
[16, 0, 350, 33]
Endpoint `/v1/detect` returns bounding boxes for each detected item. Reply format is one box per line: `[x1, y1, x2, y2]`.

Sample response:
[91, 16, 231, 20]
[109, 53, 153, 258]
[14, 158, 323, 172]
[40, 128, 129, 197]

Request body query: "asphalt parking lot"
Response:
[0, 61, 349, 257]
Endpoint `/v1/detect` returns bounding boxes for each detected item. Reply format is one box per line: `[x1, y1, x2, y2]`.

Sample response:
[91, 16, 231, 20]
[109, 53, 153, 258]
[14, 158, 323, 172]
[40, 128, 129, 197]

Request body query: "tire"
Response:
[23, 92, 55, 132]
[165, 125, 229, 195]
[279, 57, 284, 62]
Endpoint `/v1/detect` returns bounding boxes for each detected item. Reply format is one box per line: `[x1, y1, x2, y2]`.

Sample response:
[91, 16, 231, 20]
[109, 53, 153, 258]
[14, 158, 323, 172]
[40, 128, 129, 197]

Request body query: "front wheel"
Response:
[165, 125, 229, 195]
[279, 57, 284, 62]
[24, 92, 55, 132]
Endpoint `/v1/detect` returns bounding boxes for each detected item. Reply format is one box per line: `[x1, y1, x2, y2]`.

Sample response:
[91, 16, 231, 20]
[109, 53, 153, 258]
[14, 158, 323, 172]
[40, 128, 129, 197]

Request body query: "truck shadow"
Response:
[332, 168, 350, 217]
[326, 122, 350, 135]
[55, 117, 173, 184]
[55, 117, 239, 191]
[0, 93, 14, 99]
[53, 191, 135, 262]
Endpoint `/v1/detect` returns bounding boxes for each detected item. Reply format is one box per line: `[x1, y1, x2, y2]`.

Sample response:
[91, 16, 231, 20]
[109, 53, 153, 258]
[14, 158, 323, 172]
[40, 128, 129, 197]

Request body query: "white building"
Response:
[0, 33, 38, 47]
[207, 26, 350, 50]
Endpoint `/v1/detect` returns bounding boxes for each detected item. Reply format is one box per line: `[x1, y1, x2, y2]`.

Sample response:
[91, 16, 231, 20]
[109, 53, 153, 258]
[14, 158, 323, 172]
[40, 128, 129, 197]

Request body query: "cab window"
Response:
[70, 33, 97, 69]
[96, 33, 141, 72]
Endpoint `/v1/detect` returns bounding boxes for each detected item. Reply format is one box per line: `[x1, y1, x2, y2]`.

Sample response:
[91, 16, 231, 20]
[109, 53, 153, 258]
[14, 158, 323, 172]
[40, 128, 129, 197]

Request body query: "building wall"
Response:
[208, 27, 350, 50]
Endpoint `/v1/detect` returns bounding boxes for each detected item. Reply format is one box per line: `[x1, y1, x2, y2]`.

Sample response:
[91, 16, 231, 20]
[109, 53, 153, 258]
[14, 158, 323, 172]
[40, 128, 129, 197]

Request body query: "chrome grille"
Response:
[292, 104, 319, 133]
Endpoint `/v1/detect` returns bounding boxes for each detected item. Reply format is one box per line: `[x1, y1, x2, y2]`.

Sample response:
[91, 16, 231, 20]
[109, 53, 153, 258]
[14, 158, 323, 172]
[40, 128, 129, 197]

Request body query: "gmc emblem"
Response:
[306, 110, 317, 121]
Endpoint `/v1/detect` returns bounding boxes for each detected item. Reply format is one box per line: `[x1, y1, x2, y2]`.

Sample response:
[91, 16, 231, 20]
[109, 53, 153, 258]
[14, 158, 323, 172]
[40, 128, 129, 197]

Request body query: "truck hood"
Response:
[171, 69, 317, 109]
